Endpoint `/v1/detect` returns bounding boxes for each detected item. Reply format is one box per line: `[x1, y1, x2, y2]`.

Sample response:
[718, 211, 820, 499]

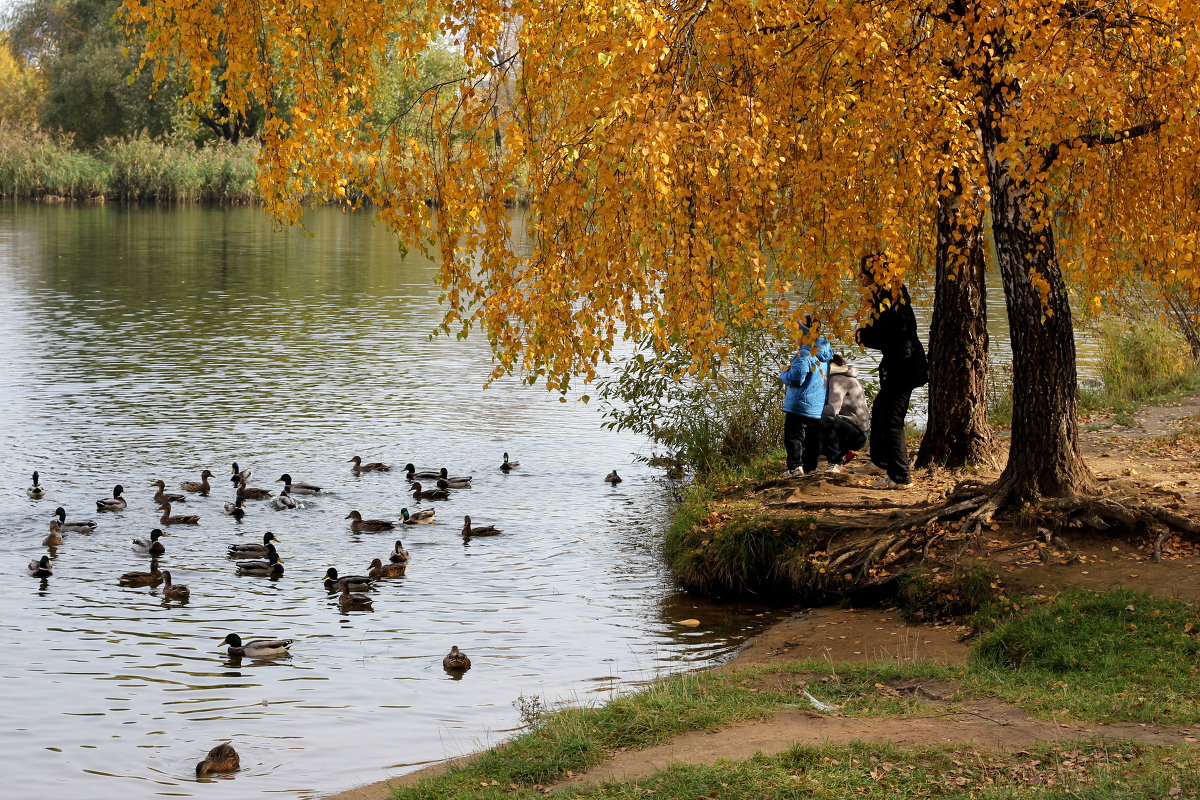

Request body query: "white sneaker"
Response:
[790, 468, 807, 477]
[826, 464, 844, 474]
[871, 477, 912, 490]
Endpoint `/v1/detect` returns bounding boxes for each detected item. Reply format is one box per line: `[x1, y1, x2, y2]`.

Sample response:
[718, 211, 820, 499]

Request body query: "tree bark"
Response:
[978, 78, 1095, 505]
[916, 168, 999, 469]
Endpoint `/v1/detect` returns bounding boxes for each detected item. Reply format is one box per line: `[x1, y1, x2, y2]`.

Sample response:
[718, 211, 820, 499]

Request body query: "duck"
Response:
[195, 742, 239, 776]
[368, 557, 406, 579]
[322, 567, 373, 592]
[404, 463, 441, 480]
[500, 452, 519, 471]
[233, 477, 273, 500]
[96, 484, 128, 512]
[270, 487, 299, 510]
[53, 507, 96, 533]
[349, 456, 391, 473]
[179, 469, 216, 494]
[227, 532, 280, 558]
[28, 555, 53, 577]
[345, 510, 396, 531]
[462, 515, 502, 537]
[438, 468, 472, 488]
[276, 473, 322, 495]
[604, 470, 623, 484]
[400, 507, 435, 524]
[443, 645, 471, 671]
[231, 462, 252, 483]
[159, 502, 200, 526]
[132, 528, 168, 555]
[411, 482, 450, 501]
[221, 633, 293, 659]
[27, 471, 46, 499]
[338, 581, 373, 610]
[43, 520, 64, 547]
[151, 479, 187, 506]
[223, 496, 247, 519]
[119, 566, 163, 586]
[389, 539, 410, 564]
[236, 551, 284, 577]
[161, 570, 190, 601]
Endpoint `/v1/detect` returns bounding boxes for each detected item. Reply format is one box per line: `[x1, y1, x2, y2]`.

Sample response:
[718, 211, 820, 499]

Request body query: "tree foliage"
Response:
[0, 32, 43, 129]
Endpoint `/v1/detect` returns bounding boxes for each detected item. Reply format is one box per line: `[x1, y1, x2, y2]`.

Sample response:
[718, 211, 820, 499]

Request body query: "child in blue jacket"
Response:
[778, 326, 833, 475]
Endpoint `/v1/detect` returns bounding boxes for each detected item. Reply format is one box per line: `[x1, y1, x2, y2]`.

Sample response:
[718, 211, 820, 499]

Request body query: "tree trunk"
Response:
[916, 168, 999, 469]
[979, 81, 1094, 506]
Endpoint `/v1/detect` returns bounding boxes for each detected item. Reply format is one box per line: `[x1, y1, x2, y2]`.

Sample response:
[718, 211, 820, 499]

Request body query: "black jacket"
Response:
[856, 284, 928, 387]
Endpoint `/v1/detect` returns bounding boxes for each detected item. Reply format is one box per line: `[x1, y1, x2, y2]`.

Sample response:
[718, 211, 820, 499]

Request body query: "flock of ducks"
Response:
[22, 451, 623, 778]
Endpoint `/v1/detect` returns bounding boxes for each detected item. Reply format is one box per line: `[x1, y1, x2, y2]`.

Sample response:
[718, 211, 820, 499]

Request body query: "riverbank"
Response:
[325, 394, 1200, 800]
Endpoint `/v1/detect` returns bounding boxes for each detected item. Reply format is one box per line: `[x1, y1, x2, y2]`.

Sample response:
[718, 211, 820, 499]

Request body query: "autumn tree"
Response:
[124, 0, 1200, 528]
[0, 32, 43, 129]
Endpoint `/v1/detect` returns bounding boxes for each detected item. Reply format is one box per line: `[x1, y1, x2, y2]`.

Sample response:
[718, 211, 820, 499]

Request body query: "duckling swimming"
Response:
[345, 510, 396, 532]
[235, 551, 283, 577]
[322, 567, 373, 592]
[276, 473, 323, 495]
[159, 502, 200, 526]
[151, 479, 186, 506]
[368, 557, 406, 579]
[349, 456, 391, 473]
[119, 566, 163, 586]
[227, 532, 280, 558]
[161, 569, 190, 601]
[400, 507, 435, 524]
[462, 515, 502, 537]
[53, 507, 96, 533]
[221, 633, 292, 659]
[179, 469, 216, 495]
[195, 742, 239, 776]
[28, 555, 53, 577]
[96, 484, 127, 512]
[132, 528, 168, 555]
[443, 645, 471, 671]
[411, 482, 450, 501]
[27, 471, 46, 499]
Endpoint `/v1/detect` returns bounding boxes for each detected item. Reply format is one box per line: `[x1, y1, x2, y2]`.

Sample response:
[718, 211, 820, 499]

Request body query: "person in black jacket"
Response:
[854, 254, 928, 488]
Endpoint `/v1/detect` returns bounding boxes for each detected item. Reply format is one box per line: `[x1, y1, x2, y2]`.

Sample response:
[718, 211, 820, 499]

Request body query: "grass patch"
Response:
[1079, 316, 1200, 416]
[967, 589, 1200, 724]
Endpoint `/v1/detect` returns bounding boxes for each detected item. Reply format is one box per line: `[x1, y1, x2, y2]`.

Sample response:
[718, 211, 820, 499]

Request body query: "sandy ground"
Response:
[324, 397, 1200, 799]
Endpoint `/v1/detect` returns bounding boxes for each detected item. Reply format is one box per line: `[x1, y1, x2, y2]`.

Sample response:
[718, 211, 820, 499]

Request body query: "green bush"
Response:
[897, 563, 998, 623]
[1087, 315, 1200, 408]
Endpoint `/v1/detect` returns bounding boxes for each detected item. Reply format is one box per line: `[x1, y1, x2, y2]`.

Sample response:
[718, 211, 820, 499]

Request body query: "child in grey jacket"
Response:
[821, 354, 869, 472]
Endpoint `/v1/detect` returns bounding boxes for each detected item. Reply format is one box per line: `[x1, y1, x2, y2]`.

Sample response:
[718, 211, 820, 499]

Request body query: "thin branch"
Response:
[1044, 118, 1165, 165]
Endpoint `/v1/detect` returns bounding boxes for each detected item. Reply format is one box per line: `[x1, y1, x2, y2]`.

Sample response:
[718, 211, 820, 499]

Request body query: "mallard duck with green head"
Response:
[161, 570, 190, 601]
[227, 532, 280, 558]
[179, 469, 216, 494]
[159, 502, 200, 526]
[235, 550, 283, 577]
[368, 557, 406, 579]
[500, 452, 519, 471]
[404, 463, 440, 480]
[195, 743, 239, 776]
[223, 496, 247, 519]
[151, 479, 186, 506]
[119, 565, 163, 586]
[345, 510, 395, 531]
[27, 471, 46, 499]
[400, 507, 435, 524]
[438, 468, 472, 488]
[411, 482, 450, 501]
[221, 633, 293, 658]
[276, 473, 323, 495]
[53, 507, 96, 533]
[388, 540, 410, 564]
[28, 555, 53, 577]
[132, 528, 168, 555]
[96, 484, 127, 512]
[231, 462, 252, 483]
[270, 486, 299, 510]
[322, 567, 373, 592]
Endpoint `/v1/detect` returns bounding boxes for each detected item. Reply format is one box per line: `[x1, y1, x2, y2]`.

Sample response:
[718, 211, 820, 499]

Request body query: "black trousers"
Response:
[821, 415, 868, 465]
[869, 378, 913, 483]
[783, 412, 821, 473]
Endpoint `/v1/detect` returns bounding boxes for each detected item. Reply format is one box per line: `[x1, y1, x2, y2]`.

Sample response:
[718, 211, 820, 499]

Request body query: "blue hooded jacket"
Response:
[779, 334, 833, 418]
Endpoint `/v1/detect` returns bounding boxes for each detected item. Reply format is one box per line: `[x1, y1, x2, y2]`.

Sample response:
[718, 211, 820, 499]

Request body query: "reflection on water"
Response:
[0, 205, 788, 800]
